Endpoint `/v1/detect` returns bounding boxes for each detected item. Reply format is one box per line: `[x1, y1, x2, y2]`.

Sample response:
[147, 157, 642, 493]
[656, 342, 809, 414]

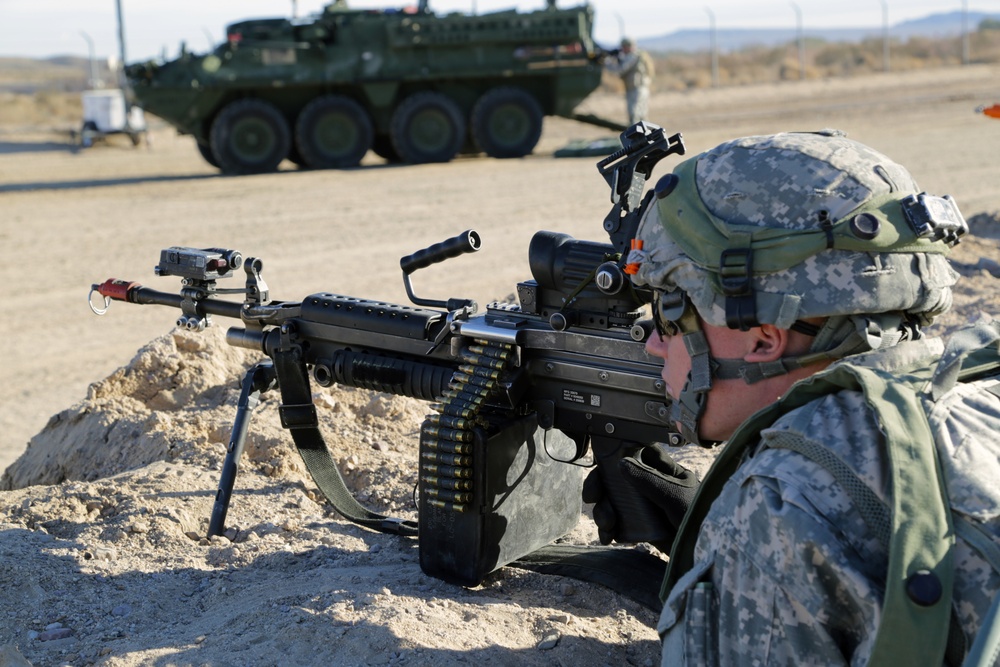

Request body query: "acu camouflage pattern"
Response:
[631, 131, 959, 330]
[694, 130, 913, 231]
[658, 333, 1000, 665]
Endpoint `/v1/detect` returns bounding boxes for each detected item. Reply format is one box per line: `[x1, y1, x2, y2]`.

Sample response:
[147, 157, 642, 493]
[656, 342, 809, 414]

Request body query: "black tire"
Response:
[209, 98, 290, 175]
[81, 120, 98, 148]
[470, 86, 544, 158]
[294, 94, 373, 169]
[371, 135, 402, 163]
[390, 91, 465, 164]
[286, 142, 308, 169]
[195, 140, 220, 168]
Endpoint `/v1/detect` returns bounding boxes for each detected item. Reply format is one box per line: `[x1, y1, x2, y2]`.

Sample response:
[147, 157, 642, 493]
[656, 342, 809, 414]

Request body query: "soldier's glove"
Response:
[582, 444, 699, 550]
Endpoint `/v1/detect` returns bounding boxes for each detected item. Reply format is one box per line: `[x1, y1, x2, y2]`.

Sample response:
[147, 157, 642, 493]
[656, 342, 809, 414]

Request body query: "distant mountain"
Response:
[639, 10, 1000, 53]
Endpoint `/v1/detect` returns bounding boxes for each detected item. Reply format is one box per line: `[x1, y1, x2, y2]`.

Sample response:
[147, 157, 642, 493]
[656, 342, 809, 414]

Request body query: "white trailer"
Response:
[79, 89, 147, 147]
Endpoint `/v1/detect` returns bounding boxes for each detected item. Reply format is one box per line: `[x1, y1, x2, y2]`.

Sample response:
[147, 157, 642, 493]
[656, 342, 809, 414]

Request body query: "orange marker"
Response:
[624, 238, 643, 275]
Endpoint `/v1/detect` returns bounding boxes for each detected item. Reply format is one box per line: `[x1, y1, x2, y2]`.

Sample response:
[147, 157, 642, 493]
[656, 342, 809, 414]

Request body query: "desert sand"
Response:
[0, 64, 999, 666]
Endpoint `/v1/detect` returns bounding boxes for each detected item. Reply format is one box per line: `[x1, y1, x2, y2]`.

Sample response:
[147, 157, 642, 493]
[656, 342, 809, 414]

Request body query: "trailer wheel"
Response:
[390, 91, 465, 164]
[196, 140, 220, 168]
[295, 95, 373, 169]
[209, 98, 290, 175]
[470, 86, 543, 158]
[80, 121, 99, 148]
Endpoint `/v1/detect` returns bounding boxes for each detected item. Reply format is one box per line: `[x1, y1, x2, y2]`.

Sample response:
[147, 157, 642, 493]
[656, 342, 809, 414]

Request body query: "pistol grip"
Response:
[591, 436, 672, 544]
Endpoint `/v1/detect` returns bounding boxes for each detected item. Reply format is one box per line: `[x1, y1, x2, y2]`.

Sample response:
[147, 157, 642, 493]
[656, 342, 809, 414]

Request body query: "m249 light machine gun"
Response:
[90, 122, 686, 589]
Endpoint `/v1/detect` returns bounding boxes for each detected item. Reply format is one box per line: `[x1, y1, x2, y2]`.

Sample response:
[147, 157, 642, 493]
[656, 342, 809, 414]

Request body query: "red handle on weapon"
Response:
[89, 279, 143, 315]
[94, 279, 142, 302]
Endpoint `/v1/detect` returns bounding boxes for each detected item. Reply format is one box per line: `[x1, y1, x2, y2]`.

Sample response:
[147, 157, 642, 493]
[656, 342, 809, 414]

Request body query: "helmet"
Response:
[629, 130, 967, 444]
[633, 129, 963, 343]
[620, 37, 634, 48]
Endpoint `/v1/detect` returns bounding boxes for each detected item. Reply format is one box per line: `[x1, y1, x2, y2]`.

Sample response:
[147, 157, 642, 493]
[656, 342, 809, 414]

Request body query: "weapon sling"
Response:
[271, 344, 419, 537]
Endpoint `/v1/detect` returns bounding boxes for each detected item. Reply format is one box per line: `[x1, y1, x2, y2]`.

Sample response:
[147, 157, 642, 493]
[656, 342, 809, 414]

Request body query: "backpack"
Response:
[662, 316, 1000, 667]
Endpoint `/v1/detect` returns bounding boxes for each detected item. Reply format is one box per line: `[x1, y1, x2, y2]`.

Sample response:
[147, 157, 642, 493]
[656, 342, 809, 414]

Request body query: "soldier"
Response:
[593, 130, 1000, 664]
[604, 37, 654, 125]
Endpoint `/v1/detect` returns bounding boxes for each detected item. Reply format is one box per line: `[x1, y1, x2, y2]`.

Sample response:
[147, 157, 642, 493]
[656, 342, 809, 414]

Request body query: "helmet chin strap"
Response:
[667, 320, 807, 446]
[665, 300, 714, 447]
[664, 296, 827, 447]
[658, 289, 923, 445]
[709, 313, 921, 387]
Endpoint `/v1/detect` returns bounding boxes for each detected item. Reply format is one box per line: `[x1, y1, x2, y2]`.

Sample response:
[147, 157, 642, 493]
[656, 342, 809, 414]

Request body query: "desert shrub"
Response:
[645, 28, 1000, 92]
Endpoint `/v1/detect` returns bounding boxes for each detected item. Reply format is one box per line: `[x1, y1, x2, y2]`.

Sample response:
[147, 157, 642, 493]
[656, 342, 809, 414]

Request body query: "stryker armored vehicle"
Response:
[125, 0, 624, 174]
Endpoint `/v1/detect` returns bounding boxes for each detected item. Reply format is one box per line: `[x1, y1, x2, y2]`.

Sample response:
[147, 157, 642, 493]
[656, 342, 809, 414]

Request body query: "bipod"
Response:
[207, 361, 278, 537]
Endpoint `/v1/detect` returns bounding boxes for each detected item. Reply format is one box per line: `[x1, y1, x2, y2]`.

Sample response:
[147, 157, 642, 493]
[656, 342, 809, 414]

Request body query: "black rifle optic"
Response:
[90, 122, 686, 589]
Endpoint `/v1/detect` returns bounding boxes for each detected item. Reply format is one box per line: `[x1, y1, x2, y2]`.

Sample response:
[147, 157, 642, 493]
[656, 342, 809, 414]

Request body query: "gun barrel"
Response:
[93, 279, 245, 320]
[132, 286, 245, 320]
[226, 327, 266, 352]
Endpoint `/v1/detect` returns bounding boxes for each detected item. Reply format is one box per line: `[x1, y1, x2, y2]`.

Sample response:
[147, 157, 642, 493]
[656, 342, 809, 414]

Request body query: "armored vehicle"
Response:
[125, 0, 622, 174]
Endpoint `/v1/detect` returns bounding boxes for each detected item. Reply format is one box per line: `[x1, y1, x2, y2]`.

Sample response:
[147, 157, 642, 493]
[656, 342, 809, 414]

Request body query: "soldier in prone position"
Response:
[592, 130, 1000, 665]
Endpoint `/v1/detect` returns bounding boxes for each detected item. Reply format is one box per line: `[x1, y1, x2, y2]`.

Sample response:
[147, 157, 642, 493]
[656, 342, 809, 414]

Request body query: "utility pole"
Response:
[80, 31, 102, 89]
[115, 0, 127, 89]
[114, 0, 135, 134]
[791, 1, 805, 80]
[706, 7, 719, 87]
[961, 0, 970, 64]
[879, 0, 890, 72]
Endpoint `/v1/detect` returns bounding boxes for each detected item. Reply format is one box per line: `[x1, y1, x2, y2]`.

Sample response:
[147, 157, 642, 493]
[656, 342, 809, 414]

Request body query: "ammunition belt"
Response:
[419, 339, 513, 513]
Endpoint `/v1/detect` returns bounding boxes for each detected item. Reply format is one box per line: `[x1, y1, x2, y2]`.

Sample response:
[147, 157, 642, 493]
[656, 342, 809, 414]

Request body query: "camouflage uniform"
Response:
[657, 334, 1000, 664]
[605, 40, 652, 125]
[625, 130, 1000, 664]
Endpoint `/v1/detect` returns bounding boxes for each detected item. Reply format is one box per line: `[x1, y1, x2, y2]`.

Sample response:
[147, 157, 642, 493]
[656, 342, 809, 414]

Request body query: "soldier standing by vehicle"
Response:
[604, 37, 654, 125]
[587, 130, 1000, 665]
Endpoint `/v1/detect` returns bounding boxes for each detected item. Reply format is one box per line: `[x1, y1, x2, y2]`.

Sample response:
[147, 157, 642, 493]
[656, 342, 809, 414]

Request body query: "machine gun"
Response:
[90, 122, 686, 588]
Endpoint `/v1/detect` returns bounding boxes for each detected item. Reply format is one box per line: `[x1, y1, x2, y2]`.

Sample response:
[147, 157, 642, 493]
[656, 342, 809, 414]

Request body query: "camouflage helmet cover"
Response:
[632, 130, 963, 332]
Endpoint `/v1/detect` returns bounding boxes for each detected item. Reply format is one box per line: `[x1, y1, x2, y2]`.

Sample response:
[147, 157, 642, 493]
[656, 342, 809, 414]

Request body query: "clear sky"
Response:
[2, 1, 999, 62]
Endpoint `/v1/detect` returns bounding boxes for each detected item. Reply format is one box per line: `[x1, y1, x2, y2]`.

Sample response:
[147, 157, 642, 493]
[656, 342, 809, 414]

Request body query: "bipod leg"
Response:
[207, 361, 277, 537]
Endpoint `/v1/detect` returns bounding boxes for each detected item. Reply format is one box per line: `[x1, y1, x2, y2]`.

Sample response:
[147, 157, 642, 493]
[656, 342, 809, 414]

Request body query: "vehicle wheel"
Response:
[196, 140, 220, 168]
[295, 95, 373, 169]
[209, 98, 290, 174]
[286, 142, 308, 169]
[81, 120, 98, 148]
[390, 91, 465, 164]
[470, 86, 544, 158]
[371, 135, 401, 163]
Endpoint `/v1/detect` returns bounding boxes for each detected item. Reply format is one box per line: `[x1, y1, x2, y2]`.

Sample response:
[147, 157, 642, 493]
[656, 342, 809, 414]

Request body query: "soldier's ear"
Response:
[744, 324, 788, 362]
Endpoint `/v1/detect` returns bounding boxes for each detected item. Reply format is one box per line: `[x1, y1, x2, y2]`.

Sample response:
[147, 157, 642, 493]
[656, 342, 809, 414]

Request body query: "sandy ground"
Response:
[0, 64, 999, 666]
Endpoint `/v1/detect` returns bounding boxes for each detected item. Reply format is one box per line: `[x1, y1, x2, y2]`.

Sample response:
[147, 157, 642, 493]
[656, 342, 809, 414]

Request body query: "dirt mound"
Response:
[2, 328, 430, 520]
[0, 326, 664, 666]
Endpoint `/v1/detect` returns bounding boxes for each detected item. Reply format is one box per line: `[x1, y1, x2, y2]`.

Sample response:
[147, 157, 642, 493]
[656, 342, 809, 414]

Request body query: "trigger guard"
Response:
[568, 433, 591, 463]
